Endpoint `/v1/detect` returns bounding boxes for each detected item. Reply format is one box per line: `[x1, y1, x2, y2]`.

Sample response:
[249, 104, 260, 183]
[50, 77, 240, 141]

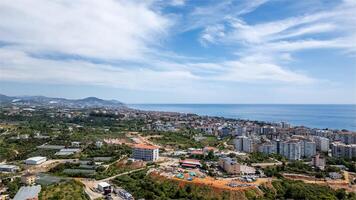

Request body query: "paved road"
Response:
[79, 167, 151, 200]
[100, 167, 149, 182]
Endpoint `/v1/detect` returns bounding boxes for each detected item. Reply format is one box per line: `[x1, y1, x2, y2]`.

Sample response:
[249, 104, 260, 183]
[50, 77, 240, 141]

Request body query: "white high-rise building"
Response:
[302, 140, 316, 158]
[133, 144, 159, 161]
[234, 136, 253, 153]
[314, 136, 329, 152]
[280, 122, 291, 129]
[331, 142, 356, 159]
[258, 142, 276, 155]
[234, 125, 247, 136]
[280, 140, 302, 160]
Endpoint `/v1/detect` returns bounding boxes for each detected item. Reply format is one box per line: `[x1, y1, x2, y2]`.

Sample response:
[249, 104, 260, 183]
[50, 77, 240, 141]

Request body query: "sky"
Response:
[0, 0, 355, 104]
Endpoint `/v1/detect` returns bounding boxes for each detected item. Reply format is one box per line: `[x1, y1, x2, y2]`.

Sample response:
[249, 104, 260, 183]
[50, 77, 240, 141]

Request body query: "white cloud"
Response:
[200, 24, 225, 45]
[221, 61, 314, 83]
[201, 0, 356, 53]
[0, 47, 314, 94]
[3, 0, 352, 104]
[0, 0, 171, 60]
[170, 0, 186, 6]
[0, 48, 199, 91]
[182, 0, 269, 31]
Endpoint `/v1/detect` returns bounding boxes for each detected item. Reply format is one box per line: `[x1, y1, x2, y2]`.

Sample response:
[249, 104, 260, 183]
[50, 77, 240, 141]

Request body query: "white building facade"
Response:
[133, 144, 159, 161]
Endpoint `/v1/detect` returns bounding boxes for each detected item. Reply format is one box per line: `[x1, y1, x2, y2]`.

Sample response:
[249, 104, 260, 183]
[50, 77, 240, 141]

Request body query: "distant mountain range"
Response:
[0, 94, 125, 109]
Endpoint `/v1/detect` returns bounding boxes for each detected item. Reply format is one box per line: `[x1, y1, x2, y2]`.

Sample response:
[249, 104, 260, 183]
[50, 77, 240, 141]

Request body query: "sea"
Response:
[128, 104, 356, 131]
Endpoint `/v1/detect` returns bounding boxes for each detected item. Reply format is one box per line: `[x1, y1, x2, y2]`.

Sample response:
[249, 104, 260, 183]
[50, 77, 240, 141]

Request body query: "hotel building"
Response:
[132, 144, 159, 161]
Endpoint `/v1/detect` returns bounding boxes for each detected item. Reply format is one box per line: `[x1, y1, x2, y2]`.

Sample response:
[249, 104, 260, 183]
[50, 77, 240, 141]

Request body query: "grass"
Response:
[39, 180, 89, 200]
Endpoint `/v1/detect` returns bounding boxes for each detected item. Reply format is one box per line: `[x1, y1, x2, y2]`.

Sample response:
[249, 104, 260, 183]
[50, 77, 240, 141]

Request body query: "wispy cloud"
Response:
[200, 0, 356, 53]
[0, 0, 354, 103]
[0, 48, 199, 91]
[181, 0, 269, 31]
[0, 0, 171, 60]
[197, 0, 356, 90]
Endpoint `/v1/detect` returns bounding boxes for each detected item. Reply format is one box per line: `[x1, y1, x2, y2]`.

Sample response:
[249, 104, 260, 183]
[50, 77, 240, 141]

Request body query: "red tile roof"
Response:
[134, 143, 159, 150]
[180, 159, 201, 165]
[190, 150, 204, 155]
[181, 163, 198, 168]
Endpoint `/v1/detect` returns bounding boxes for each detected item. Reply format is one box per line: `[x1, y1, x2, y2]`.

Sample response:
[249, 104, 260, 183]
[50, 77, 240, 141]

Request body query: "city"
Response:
[0, 0, 356, 199]
[0, 96, 355, 199]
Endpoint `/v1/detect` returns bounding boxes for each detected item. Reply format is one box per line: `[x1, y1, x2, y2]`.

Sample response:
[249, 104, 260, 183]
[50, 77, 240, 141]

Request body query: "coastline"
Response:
[129, 104, 356, 131]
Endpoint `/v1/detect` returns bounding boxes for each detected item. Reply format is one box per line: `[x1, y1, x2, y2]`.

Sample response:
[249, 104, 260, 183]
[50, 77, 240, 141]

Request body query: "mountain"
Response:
[0, 94, 126, 109]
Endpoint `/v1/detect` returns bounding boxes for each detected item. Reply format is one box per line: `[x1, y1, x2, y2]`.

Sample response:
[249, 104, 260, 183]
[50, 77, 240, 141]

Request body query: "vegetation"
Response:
[262, 160, 342, 178]
[327, 157, 356, 172]
[142, 130, 221, 150]
[39, 180, 89, 200]
[49, 158, 142, 180]
[253, 179, 356, 200]
[113, 170, 254, 200]
[49, 162, 94, 178]
[2, 177, 22, 198]
[94, 160, 143, 180]
[246, 152, 285, 164]
[0, 137, 50, 161]
[81, 143, 131, 161]
[142, 130, 204, 149]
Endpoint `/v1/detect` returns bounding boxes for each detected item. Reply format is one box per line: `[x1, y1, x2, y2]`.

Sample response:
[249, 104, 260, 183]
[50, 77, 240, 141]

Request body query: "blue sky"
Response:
[0, 0, 355, 104]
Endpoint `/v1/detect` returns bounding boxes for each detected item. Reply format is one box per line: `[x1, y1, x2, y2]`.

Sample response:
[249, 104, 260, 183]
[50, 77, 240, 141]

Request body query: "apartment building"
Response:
[258, 142, 276, 155]
[234, 136, 253, 153]
[280, 140, 302, 160]
[132, 144, 159, 161]
[312, 154, 326, 170]
[331, 142, 356, 159]
[314, 136, 330, 152]
[218, 157, 255, 175]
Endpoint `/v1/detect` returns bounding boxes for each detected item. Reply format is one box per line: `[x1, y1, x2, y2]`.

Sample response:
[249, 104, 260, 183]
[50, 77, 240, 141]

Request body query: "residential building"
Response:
[314, 136, 330, 152]
[21, 174, 37, 185]
[258, 142, 276, 155]
[132, 144, 159, 161]
[234, 125, 247, 136]
[220, 127, 231, 137]
[219, 157, 240, 174]
[273, 139, 282, 154]
[280, 140, 302, 160]
[302, 140, 316, 158]
[331, 142, 356, 159]
[218, 157, 255, 175]
[312, 154, 326, 170]
[260, 126, 276, 135]
[336, 132, 356, 144]
[234, 136, 253, 153]
[312, 129, 332, 138]
[280, 122, 291, 129]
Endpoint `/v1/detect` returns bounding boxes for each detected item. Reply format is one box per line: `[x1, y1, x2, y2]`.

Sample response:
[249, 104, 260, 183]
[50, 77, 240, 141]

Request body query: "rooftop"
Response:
[13, 185, 41, 200]
[0, 164, 19, 169]
[180, 159, 201, 165]
[134, 143, 159, 150]
[26, 156, 46, 162]
[98, 182, 111, 188]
